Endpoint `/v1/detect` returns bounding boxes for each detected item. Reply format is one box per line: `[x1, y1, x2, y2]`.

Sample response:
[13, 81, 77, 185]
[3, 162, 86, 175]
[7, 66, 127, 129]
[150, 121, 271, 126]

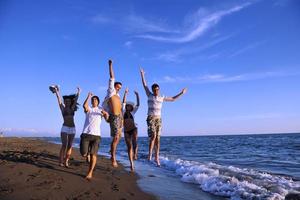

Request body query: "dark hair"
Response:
[91, 96, 100, 106]
[125, 104, 134, 111]
[151, 83, 160, 91]
[63, 94, 79, 111]
[114, 82, 122, 87]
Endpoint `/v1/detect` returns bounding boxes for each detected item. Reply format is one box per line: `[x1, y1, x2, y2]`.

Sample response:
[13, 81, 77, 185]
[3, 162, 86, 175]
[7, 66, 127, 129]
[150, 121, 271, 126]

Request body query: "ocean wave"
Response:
[160, 156, 300, 200]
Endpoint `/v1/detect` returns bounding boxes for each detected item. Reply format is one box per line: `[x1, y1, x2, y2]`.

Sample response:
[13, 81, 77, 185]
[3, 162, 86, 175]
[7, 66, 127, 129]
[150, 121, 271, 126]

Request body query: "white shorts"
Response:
[61, 126, 76, 135]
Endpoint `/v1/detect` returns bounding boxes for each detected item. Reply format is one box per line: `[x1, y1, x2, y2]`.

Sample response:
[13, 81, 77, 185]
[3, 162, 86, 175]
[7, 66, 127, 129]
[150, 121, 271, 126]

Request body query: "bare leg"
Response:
[110, 131, 121, 167]
[86, 154, 97, 180]
[125, 133, 134, 172]
[148, 135, 156, 161]
[65, 134, 75, 167]
[132, 129, 138, 160]
[154, 136, 161, 166]
[59, 132, 67, 166]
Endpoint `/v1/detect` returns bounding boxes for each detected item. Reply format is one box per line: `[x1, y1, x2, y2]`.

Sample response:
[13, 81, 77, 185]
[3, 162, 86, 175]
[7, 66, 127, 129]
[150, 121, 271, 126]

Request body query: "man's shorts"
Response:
[80, 133, 101, 156]
[108, 114, 123, 137]
[61, 125, 76, 135]
[146, 116, 162, 138]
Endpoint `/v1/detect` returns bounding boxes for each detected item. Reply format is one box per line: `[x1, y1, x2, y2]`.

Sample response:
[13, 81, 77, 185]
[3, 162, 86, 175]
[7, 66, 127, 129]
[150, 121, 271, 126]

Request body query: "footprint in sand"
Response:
[111, 184, 119, 191]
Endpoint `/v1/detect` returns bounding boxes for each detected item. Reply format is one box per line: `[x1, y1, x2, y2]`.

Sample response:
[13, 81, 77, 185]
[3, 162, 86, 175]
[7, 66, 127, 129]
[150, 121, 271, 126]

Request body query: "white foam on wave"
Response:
[160, 156, 300, 200]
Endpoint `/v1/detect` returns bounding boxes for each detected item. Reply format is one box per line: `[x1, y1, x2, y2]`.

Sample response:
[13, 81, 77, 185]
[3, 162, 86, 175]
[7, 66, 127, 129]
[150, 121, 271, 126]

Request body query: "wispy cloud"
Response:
[124, 41, 133, 49]
[137, 3, 251, 43]
[229, 41, 266, 58]
[161, 71, 299, 84]
[157, 33, 235, 62]
[90, 14, 113, 24]
[123, 14, 178, 34]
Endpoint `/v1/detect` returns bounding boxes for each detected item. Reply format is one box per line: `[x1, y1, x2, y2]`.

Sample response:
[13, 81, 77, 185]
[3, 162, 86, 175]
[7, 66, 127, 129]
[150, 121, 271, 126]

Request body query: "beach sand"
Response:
[0, 138, 157, 200]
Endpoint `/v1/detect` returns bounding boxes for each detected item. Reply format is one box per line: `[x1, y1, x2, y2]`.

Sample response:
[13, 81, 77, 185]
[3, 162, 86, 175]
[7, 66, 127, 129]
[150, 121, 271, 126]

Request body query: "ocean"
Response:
[44, 133, 300, 200]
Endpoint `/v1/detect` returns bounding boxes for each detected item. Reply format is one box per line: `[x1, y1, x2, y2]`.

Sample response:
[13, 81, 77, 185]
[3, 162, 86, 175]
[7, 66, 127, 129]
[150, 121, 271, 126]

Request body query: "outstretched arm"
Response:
[101, 110, 109, 122]
[54, 87, 64, 113]
[71, 87, 81, 111]
[164, 88, 187, 102]
[83, 92, 93, 113]
[109, 59, 114, 79]
[122, 87, 129, 104]
[140, 68, 150, 96]
[134, 91, 140, 107]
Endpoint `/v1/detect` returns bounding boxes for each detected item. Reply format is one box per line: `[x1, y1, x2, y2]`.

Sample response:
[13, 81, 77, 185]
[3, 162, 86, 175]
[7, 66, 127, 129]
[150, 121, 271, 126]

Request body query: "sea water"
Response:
[45, 133, 300, 200]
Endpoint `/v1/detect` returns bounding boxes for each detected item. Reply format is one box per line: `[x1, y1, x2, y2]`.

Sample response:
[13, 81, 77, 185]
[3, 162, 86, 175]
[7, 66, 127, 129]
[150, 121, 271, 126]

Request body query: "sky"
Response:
[0, 0, 300, 137]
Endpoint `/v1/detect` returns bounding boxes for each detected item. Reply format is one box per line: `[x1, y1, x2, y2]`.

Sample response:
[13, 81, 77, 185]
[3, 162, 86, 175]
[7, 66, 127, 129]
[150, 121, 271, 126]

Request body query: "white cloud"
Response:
[161, 71, 299, 84]
[123, 14, 178, 34]
[156, 34, 235, 62]
[124, 41, 133, 48]
[229, 41, 266, 58]
[137, 3, 251, 43]
[90, 14, 113, 24]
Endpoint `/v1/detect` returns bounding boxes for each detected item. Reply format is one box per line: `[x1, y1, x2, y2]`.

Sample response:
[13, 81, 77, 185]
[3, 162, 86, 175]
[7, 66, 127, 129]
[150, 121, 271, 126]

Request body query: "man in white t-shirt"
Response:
[80, 92, 109, 180]
[140, 68, 187, 166]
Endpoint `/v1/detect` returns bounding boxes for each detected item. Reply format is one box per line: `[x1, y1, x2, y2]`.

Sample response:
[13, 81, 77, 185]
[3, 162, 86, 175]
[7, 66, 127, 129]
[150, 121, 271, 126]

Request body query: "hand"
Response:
[181, 88, 187, 94]
[134, 90, 139, 95]
[88, 92, 93, 98]
[77, 87, 81, 94]
[140, 68, 145, 76]
[101, 110, 109, 118]
[125, 87, 129, 94]
[108, 59, 113, 66]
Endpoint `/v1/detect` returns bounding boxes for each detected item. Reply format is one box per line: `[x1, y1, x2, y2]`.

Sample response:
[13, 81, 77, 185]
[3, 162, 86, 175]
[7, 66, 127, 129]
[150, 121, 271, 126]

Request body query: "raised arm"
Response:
[109, 59, 114, 79]
[54, 87, 64, 112]
[140, 68, 150, 96]
[71, 87, 81, 111]
[134, 90, 140, 107]
[122, 87, 129, 104]
[83, 92, 93, 113]
[164, 88, 187, 102]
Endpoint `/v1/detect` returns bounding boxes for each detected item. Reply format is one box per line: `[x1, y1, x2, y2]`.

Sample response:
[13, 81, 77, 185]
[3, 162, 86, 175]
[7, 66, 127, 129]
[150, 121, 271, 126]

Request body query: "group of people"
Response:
[51, 59, 187, 180]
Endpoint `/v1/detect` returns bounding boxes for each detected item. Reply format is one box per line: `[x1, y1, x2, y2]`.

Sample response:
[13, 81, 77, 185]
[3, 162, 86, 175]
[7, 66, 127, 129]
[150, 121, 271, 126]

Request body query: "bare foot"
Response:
[65, 160, 70, 168]
[112, 161, 118, 168]
[155, 159, 161, 167]
[85, 173, 92, 181]
[130, 165, 135, 173]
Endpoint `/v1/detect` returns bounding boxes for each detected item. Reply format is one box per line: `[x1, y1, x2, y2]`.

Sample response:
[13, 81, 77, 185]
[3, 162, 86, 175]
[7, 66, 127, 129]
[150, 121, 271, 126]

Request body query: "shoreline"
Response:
[0, 137, 157, 200]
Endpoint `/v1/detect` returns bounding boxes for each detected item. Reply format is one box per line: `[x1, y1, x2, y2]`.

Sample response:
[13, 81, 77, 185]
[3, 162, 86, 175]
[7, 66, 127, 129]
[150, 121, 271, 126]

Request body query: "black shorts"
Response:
[80, 133, 101, 156]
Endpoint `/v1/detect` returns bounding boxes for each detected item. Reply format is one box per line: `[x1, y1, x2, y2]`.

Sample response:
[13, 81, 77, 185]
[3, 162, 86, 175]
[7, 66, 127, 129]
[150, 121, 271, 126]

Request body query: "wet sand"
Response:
[0, 137, 157, 200]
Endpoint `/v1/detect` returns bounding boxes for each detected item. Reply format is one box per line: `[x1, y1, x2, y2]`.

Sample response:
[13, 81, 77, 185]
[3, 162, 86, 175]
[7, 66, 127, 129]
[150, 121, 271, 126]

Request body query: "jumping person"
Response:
[80, 92, 109, 180]
[51, 85, 80, 167]
[140, 68, 187, 166]
[102, 59, 123, 167]
[122, 87, 140, 172]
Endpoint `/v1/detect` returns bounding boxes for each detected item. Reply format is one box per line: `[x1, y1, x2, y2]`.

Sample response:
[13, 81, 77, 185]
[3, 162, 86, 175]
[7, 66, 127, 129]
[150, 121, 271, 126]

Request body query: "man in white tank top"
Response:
[140, 68, 187, 166]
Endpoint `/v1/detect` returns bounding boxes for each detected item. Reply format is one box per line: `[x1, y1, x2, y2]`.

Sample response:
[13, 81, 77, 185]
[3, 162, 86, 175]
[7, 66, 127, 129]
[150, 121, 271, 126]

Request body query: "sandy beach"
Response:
[0, 137, 156, 200]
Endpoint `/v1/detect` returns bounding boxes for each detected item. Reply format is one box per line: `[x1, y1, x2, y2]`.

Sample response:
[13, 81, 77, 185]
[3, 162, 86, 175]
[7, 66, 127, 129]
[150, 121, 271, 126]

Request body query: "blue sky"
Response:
[0, 0, 300, 137]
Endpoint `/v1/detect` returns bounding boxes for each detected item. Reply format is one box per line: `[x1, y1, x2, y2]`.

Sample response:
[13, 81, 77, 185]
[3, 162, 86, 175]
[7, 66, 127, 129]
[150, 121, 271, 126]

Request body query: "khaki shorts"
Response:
[147, 116, 162, 138]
